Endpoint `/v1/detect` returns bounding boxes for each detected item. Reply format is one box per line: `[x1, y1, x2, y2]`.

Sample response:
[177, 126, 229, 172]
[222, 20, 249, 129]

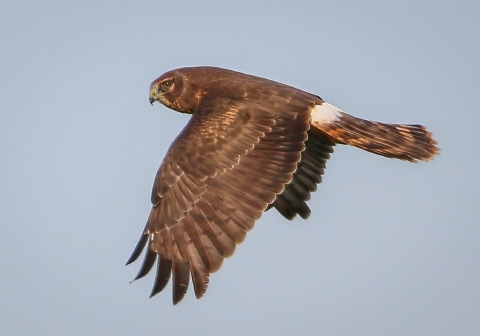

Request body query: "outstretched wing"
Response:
[270, 131, 335, 220]
[127, 85, 314, 304]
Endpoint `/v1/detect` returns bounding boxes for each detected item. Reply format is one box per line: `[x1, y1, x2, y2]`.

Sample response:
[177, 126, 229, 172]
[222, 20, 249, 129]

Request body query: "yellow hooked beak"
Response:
[149, 88, 157, 105]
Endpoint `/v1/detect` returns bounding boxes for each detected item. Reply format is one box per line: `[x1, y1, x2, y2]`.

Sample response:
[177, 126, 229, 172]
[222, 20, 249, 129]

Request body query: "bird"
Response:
[126, 66, 439, 305]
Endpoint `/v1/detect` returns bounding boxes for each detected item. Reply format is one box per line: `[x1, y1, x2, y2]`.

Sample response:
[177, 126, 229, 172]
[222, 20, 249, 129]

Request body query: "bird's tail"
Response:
[310, 105, 439, 162]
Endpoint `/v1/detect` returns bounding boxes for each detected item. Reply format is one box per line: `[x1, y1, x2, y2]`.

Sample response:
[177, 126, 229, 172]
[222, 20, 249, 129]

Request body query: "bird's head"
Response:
[149, 68, 202, 114]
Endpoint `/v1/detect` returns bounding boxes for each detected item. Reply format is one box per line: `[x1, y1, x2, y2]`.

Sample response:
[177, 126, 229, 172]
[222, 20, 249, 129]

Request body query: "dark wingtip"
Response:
[149, 256, 172, 298]
[130, 243, 156, 282]
[296, 203, 311, 220]
[172, 258, 190, 305]
[125, 233, 149, 266]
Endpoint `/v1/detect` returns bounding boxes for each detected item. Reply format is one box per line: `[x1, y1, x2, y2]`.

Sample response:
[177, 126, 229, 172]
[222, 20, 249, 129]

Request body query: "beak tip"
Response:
[149, 96, 154, 105]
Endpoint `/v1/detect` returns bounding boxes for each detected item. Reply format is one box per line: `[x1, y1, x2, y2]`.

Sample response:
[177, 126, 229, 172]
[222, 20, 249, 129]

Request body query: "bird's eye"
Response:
[159, 80, 173, 92]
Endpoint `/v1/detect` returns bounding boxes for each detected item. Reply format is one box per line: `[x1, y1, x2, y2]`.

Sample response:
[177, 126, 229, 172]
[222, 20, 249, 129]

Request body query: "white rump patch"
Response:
[311, 102, 343, 124]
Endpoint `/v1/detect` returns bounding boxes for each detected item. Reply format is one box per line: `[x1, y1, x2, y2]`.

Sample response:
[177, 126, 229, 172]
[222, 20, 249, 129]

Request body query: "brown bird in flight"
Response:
[126, 66, 439, 304]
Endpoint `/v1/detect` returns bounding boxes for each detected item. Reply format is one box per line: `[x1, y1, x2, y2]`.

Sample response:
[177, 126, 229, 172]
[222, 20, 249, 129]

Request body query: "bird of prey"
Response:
[126, 66, 439, 304]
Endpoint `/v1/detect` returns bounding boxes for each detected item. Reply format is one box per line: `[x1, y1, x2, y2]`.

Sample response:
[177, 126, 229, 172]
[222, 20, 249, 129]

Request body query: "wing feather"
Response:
[131, 240, 156, 281]
[189, 205, 233, 257]
[180, 213, 211, 270]
[149, 255, 172, 298]
[270, 131, 335, 220]
[187, 241, 210, 299]
[171, 245, 190, 305]
[196, 197, 246, 245]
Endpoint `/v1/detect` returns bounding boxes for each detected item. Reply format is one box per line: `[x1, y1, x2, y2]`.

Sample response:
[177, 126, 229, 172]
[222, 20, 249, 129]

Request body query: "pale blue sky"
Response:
[1, 1, 479, 335]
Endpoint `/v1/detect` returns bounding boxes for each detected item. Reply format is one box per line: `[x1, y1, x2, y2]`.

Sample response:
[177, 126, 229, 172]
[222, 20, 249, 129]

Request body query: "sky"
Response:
[1, 0, 479, 335]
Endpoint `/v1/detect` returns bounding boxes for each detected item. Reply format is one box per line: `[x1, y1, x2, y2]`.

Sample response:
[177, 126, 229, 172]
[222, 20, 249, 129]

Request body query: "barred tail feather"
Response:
[310, 104, 439, 162]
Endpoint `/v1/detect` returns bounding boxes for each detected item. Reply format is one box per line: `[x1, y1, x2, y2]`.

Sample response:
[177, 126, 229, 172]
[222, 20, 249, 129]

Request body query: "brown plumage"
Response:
[126, 66, 439, 304]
